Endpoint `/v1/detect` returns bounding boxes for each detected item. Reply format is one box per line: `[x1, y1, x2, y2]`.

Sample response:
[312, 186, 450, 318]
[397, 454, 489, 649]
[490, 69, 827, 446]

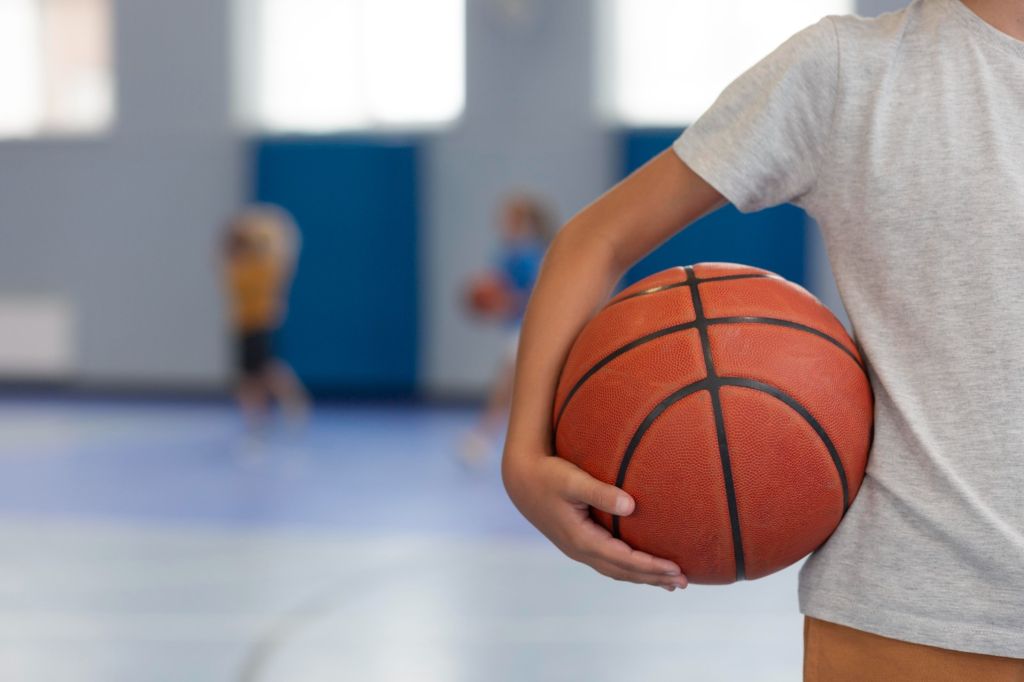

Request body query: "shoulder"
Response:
[828, 0, 936, 73]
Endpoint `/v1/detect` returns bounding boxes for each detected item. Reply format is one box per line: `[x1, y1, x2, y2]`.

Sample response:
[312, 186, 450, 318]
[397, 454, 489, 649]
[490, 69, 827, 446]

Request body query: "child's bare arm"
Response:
[502, 150, 724, 589]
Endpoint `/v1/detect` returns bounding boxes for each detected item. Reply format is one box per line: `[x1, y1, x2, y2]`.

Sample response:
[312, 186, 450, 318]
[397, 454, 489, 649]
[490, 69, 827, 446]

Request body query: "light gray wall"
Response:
[0, 0, 906, 391]
[422, 0, 613, 396]
[858, 0, 910, 16]
[0, 0, 242, 387]
[0, 0, 609, 394]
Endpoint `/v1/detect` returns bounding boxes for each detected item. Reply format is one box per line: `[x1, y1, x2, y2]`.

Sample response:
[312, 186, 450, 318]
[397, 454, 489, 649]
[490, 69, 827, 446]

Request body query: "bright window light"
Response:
[236, 0, 465, 133]
[597, 0, 854, 126]
[0, 0, 114, 139]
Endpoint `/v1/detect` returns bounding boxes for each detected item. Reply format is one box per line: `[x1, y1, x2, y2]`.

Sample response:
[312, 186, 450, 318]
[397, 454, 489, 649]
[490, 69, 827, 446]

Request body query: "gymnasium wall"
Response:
[422, 0, 614, 397]
[0, 0, 903, 394]
[253, 138, 420, 395]
[0, 0, 242, 388]
[859, 0, 910, 16]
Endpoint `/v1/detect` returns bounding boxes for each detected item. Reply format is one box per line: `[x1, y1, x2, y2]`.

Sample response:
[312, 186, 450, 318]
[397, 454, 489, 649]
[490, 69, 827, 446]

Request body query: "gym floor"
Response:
[0, 398, 802, 681]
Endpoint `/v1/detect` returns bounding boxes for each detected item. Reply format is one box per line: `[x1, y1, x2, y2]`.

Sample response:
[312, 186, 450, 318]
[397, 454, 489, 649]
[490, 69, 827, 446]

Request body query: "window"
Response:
[234, 0, 465, 133]
[597, 0, 853, 126]
[0, 0, 114, 138]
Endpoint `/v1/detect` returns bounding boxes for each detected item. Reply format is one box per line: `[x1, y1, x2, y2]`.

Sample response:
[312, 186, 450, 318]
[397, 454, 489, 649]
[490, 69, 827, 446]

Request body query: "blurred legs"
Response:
[265, 360, 311, 425]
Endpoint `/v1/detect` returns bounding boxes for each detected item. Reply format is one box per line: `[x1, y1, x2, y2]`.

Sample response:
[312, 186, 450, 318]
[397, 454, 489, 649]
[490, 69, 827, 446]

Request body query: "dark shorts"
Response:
[237, 330, 274, 376]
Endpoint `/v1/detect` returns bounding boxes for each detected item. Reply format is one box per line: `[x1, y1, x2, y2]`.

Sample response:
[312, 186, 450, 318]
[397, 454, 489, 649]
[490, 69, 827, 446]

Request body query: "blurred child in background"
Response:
[461, 194, 555, 466]
[223, 204, 310, 429]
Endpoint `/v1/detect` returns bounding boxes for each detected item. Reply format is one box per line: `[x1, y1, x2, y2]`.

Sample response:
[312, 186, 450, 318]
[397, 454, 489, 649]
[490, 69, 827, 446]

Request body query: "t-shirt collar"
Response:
[947, 0, 1024, 59]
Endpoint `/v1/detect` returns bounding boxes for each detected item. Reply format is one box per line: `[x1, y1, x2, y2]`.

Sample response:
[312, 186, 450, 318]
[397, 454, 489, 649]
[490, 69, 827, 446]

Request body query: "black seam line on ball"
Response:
[553, 317, 864, 444]
[699, 273, 774, 284]
[552, 321, 700, 435]
[607, 273, 771, 308]
[707, 317, 867, 374]
[610, 379, 712, 538]
[686, 266, 746, 582]
[718, 377, 850, 513]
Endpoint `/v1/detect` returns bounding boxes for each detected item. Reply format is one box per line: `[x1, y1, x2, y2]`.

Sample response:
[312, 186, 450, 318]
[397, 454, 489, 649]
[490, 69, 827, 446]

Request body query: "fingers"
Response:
[591, 558, 688, 590]
[574, 518, 686, 584]
[562, 468, 634, 516]
[540, 458, 688, 590]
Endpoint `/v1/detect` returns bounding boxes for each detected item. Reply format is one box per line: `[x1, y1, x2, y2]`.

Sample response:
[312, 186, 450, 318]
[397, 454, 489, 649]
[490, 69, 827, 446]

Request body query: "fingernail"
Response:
[661, 585, 675, 592]
[663, 570, 680, 576]
[615, 496, 632, 515]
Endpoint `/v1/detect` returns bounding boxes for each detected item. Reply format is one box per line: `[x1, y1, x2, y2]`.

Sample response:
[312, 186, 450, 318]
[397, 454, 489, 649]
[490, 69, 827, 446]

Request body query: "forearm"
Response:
[504, 216, 624, 458]
[498, 151, 722, 587]
[503, 151, 724, 464]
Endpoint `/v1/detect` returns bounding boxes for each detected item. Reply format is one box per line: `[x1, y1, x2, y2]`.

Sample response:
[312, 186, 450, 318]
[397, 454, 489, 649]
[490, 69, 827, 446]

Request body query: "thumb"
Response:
[565, 472, 635, 516]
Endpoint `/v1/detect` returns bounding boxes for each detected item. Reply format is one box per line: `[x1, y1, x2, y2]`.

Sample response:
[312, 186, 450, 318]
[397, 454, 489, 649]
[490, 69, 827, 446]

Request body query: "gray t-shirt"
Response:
[674, 0, 1024, 658]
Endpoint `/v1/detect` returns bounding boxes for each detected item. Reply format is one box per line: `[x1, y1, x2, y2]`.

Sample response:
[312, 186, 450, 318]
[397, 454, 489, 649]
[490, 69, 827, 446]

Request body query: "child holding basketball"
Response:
[461, 194, 555, 466]
[223, 204, 310, 429]
[502, 0, 1024, 679]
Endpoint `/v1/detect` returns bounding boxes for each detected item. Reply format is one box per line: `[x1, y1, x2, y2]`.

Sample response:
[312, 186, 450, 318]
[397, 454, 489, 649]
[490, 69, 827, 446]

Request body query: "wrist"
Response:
[502, 430, 552, 461]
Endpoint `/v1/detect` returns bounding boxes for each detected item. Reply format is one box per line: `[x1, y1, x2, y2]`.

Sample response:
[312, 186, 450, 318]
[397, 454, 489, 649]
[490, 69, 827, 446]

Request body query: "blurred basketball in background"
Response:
[553, 263, 873, 584]
[464, 271, 512, 319]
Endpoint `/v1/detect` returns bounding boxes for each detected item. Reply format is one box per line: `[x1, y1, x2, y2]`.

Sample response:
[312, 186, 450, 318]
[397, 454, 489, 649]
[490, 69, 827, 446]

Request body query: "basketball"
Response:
[553, 263, 873, 584]
[464, 271, 511, 318]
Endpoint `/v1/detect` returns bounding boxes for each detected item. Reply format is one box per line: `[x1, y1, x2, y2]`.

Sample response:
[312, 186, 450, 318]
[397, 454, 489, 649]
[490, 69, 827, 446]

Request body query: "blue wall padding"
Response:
[621, 130, 807, 286]
[253, 138, 419, 395]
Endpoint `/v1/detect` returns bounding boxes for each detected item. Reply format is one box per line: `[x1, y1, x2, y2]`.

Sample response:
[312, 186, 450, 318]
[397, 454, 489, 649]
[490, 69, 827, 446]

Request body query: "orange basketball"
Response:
[464, 272, 510, 317]
[553, 263, 873, 584]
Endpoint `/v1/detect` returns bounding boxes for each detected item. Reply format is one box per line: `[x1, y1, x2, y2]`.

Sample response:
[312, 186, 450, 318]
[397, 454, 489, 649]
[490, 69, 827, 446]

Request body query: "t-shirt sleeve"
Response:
[673, 18, 839, 213]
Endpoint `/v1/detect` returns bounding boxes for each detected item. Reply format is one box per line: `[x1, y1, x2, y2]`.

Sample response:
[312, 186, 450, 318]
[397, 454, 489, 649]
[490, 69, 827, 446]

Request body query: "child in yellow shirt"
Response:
[223, 204, 309, 428]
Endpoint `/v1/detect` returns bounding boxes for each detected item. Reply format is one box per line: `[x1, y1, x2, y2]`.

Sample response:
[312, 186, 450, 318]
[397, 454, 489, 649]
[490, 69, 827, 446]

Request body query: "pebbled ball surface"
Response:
[554, 263, 873, 584]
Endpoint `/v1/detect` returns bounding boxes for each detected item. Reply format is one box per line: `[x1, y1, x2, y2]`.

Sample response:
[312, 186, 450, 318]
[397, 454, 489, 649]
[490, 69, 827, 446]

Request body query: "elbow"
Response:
[547, 215, 629, 281]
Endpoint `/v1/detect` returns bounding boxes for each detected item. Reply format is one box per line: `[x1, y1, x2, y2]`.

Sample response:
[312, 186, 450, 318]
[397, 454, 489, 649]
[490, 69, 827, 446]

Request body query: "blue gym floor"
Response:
[0, 399, 803, 681]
